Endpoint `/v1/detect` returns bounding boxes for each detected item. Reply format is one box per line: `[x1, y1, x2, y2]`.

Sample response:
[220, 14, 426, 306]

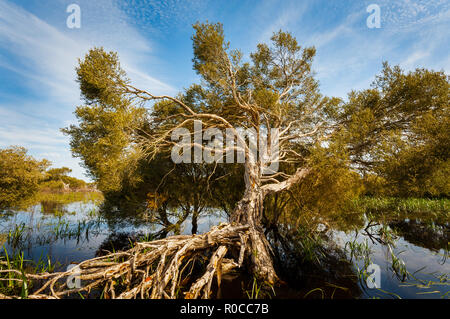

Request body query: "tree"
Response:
[40, 166, 88, 191]
[340, 64, 449, 197]
[62, 48, 244, 235]
[121, 24, 340, 282]
[0, 146, 49, 207]
[46, 167, 72, 180]
[61, 49, 146, 193]
[55, 22, 447, 296]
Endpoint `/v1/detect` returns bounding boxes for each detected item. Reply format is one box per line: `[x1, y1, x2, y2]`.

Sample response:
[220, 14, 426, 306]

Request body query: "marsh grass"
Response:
[4, 216, 104, 250]
[343, 214, 450, 299]
[245, 277, 262, 299]
[0, 245, 59, 297]
[345, 238, 372, 265]
[35, 192, 103, 206]
[352, 197, 449, 222]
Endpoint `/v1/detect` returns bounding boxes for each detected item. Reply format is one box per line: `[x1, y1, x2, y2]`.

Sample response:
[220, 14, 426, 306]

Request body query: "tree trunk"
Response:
[230, 163, 279, 284]
[192, 210, 199, 234]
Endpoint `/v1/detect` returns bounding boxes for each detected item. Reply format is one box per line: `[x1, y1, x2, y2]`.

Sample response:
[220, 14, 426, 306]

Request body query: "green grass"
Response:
[0, 245, 59, 298]
[353, 197, 449, 213]
[349, 197, 449, 223]
[35, 191, 103, 205]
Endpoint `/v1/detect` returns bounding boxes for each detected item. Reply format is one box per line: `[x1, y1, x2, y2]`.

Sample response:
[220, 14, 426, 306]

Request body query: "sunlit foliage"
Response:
[0, 146, 49, 207]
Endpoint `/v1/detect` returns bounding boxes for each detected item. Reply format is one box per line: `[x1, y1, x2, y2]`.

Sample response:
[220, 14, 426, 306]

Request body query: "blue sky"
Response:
[0, 0, 449, 180]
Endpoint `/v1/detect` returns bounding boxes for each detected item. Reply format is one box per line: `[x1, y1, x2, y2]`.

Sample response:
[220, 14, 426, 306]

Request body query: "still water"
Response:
[1, 194, 448, 299]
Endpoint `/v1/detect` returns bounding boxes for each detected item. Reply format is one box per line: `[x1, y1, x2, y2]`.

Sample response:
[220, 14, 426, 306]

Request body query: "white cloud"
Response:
[378, 0, 450, 30]
[0, 126, 66, 148]
[0, 0, 177, 180]
[255, 0, 310, 44]
[304, 1, 449, 98]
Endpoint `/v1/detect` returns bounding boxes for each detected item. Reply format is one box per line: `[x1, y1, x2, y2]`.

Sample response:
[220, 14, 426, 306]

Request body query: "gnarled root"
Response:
[0, 223, 261, 299]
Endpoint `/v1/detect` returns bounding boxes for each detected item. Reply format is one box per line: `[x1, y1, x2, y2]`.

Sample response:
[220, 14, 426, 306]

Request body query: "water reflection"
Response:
[389, 219, 449, 252]
[0, 194, 448, 298]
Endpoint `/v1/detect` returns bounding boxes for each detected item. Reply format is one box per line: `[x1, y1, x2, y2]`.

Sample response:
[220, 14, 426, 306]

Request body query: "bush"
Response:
[39, 180, 66, 192]
[0, 146, 49, 207]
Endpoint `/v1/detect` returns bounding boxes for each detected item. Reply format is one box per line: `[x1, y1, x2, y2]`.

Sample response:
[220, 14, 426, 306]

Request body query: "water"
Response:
[0, 194, 448, 299]
[334, 227, 449, 298]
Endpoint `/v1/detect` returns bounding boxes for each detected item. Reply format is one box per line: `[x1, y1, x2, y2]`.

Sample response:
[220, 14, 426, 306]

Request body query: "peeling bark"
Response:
[230, 163, 311, 284]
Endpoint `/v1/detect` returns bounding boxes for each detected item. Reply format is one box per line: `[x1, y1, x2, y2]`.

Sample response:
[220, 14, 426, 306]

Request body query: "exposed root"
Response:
[0, 223, 252, 299]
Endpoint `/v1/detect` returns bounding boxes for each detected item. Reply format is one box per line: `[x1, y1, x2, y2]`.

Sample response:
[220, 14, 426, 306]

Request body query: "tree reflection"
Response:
[389, 219, 449, 252]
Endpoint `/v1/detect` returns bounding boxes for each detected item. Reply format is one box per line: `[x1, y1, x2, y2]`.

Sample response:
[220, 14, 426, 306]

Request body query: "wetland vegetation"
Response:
[0, 22, 448, 299]
[1, 193, 448, 299]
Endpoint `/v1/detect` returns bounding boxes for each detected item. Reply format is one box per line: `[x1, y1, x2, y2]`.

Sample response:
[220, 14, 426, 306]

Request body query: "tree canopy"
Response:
[0, 146, 49, 207]
[63, 23, 449, 228]
[61, 22, 448, 284]
[339, 63, 449, 197]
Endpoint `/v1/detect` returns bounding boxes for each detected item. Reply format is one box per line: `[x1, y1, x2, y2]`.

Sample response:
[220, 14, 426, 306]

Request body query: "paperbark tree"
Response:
[57, 23, 447, 294]
[121, 23, 340, 283]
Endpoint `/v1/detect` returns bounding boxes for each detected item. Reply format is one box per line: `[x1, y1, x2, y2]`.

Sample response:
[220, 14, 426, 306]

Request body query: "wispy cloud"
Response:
[255, 0, 310, 44]
[378, 0, 450, 30]
[117, 0, 211, 32]
[0, 0, 176, 179]
[302, 0, 450, 98]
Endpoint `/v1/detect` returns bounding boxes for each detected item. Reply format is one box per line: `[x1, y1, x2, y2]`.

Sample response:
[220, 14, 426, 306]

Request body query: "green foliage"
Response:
[76, 48, 129, 106]
[40, 166, 87, 191]
[63, 24, 448, 232]
[339, 63, 449, 197]
[264, 154, 363, 231]
[376, 106, 449, 197]
[62, 48, 146, 193]
[292, 149, 363, 216]
[0, 146, 49, 208]
[188, 22, 337, 131]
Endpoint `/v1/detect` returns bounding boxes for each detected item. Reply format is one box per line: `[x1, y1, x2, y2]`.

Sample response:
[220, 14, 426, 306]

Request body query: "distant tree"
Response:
[0, 146, 50, 207]
[40, 166, 88, 191]
[46, 167, 72, 180]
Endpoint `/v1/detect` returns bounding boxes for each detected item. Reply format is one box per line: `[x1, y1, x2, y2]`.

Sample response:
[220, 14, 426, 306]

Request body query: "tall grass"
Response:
[35, 191, 103, 205]
[350, 197, 449, 224]
[0, 245, 58, 298]
[353, 197, 449, 214]
[5, 217, 104, 250]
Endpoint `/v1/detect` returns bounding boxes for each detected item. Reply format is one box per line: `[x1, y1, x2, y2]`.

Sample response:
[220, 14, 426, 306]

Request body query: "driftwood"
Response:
[0, 223, 250, 299]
